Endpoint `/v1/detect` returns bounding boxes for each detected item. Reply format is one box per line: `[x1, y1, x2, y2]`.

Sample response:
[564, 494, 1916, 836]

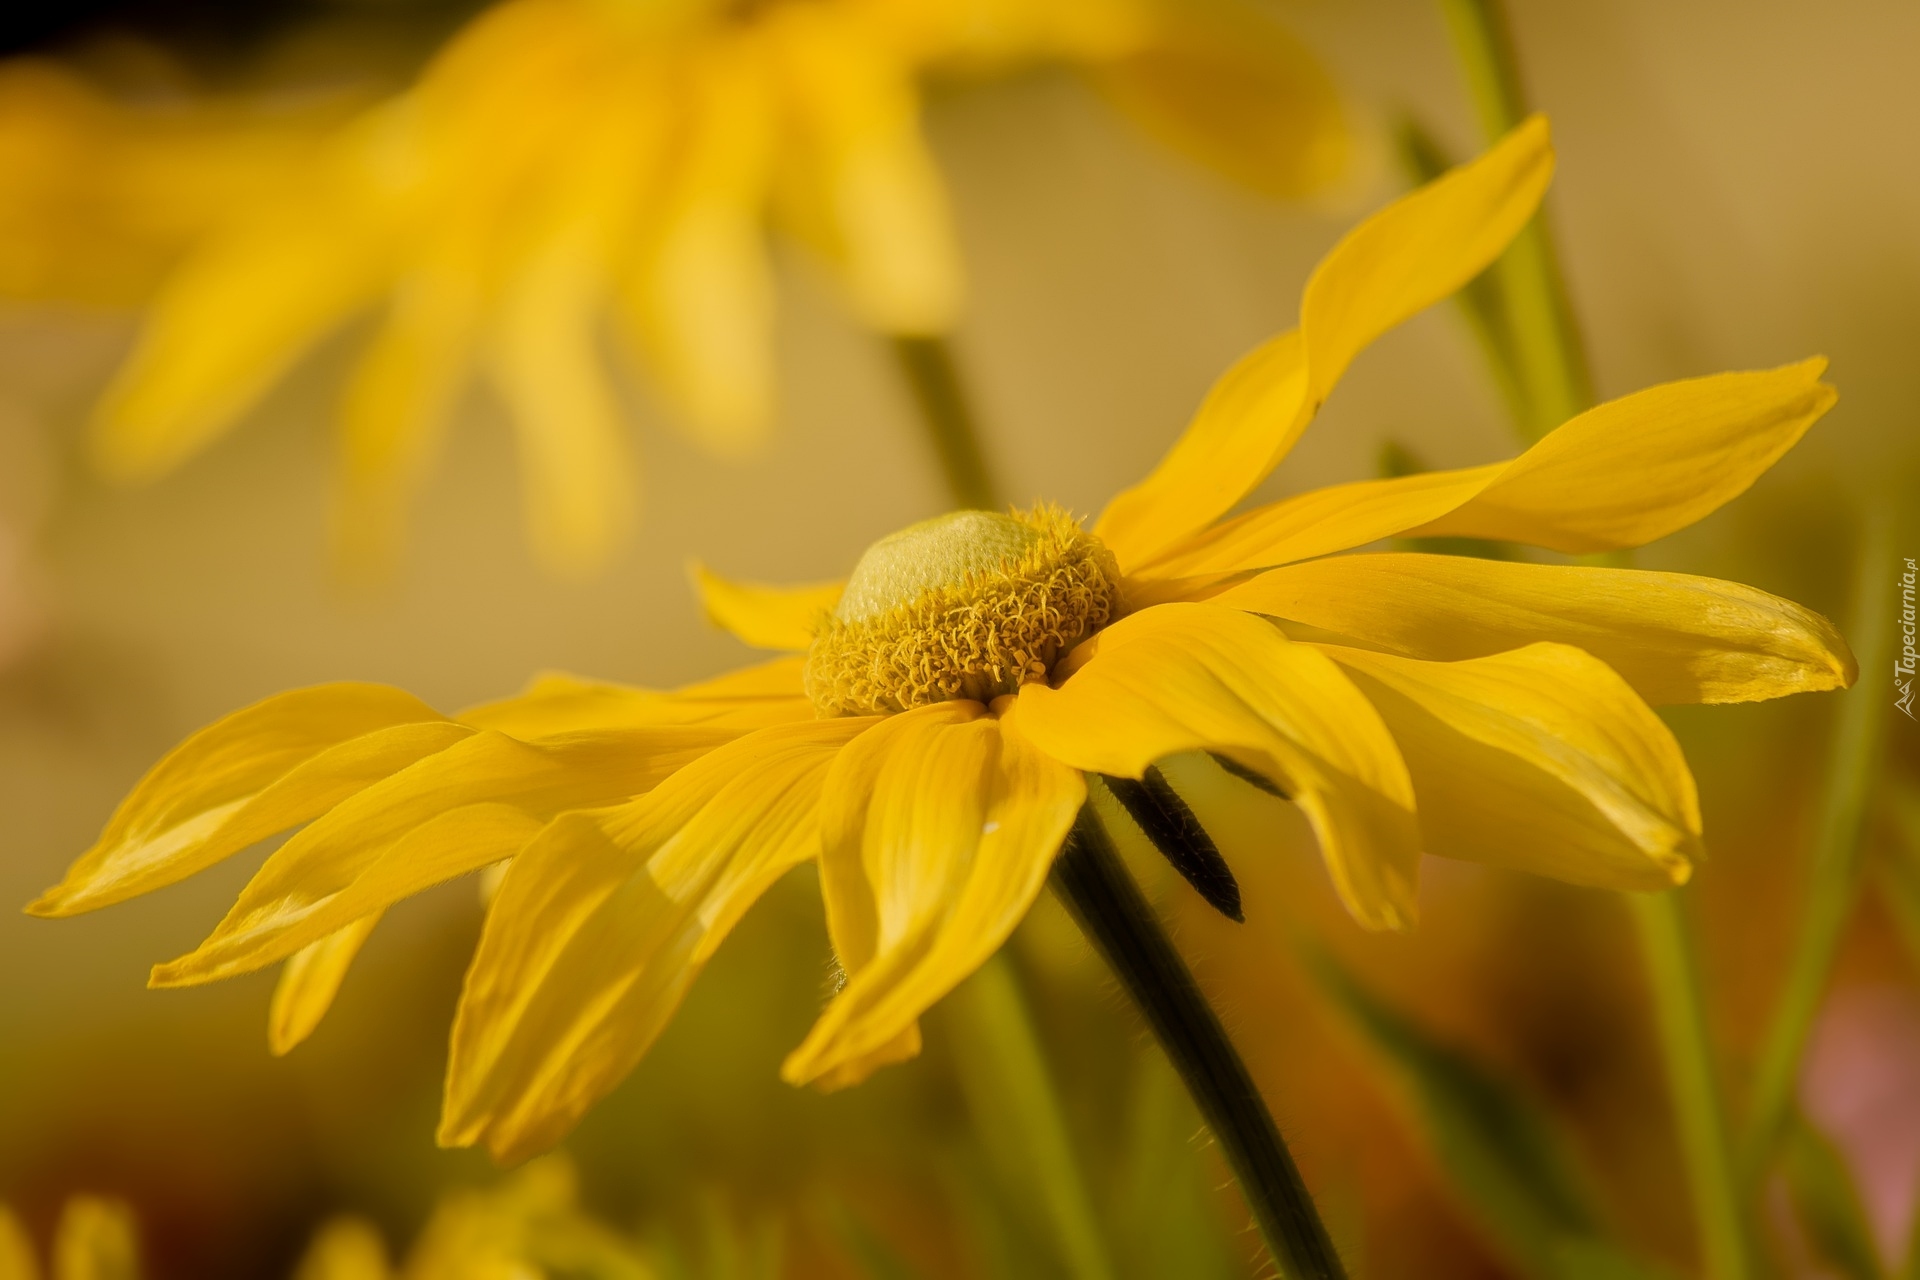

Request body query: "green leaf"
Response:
[1782, 1111, 1885, 1280]
[1301, 942, 1671, 1279]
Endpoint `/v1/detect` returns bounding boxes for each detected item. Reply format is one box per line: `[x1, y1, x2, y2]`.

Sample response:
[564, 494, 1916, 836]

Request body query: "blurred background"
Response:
[0, 0, 1916, 1276]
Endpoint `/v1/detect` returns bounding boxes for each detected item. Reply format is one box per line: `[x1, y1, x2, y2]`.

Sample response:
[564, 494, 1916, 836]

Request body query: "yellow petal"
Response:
[459, 656, 812, 736]
[290, 1217, 392, 1280]
[441, 718, 872, 1162]
[1217, 553, 1856, 705]
[53, 1199, 139, 1280]
[268, 912, 384, 1056]
[689, 561, 844, 651]
[1017, 603, 1419, 930]
[782, 702, 1084, 1087]
[332, 268, 480, 577]
[150, 727, 738, 985]
[1145, 359, 1835, 577]
[772, 5, 962, 333]
[486, 229, 635, 578]
[1095, 116, 1553, 569]
[0, 1204, 36, 1280]
[622, 44, 777, 452]
[89, 109, 396, 483]
[1093, 7, 1345, 199]
[1320, 644, 1700, 890]
[28, 686, 455, 917]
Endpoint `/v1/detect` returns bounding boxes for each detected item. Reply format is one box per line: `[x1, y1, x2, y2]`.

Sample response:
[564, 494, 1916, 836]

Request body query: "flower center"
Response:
[806, 507, 1121, 716]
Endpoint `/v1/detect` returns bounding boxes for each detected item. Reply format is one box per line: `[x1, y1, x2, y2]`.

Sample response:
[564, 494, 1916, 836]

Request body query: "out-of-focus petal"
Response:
[150, 727, 739, 985]
[89, 106, 400, 482]
[290, 1217, 392, 1280]
[53, 1198, 139, 1280]
[486, 228, 636, 577]
[441, 718, 871, 1162]
[1097, 116, 1553, 570]
[1093, 7, 1345, 199]
[459, 657, 812, 736]
[689, 561, 844, 651]
[782, 701, 1083, 1087]
[268, 913, 385, 1056]
[1145, 359, 1835, 576]
[0, 1205, 35, 1280]
[1018, 602, 1419, 930]
[1217, 553, 1856, 705]
[772, 4, 962, 333]
[27, 686, 455, 917]
[1321, 644, 1700, 890]
[622, 44, 777, 453]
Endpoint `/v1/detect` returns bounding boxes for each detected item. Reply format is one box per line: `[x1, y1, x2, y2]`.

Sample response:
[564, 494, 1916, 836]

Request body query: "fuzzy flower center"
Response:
[805, 507, 1122, 717]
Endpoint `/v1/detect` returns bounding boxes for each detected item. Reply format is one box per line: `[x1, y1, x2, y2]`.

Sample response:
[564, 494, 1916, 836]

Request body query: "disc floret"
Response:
[805, 507, 1121, 716]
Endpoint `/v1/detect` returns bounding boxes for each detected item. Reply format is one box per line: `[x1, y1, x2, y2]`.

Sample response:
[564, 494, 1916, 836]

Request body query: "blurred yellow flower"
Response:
[293, 1157, 652, 1280]
[28, 118, 1852, 1163]
[14, 0, 1345, 575]
[0, 1197, 141, 1280]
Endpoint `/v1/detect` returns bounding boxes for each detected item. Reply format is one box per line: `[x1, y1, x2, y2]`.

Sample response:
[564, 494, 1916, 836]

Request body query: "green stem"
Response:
[945, 956, 1119, 1280]
[1051, 800, 1347, 1279]
[1629, 892, 1754, 1280]
[892, 334, 999, 511]
[1437, 0, 1592, 439]
[1437, 2, 1759, 1271]
[1745, 511, 1896, 1171]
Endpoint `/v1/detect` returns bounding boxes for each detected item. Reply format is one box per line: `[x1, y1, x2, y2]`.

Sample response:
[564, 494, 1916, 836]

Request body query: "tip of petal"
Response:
[23, 887, 75, 917]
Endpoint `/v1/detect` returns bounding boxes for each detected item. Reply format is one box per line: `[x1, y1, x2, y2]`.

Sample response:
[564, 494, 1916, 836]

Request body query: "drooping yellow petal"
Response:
[1216, 553, 1856, 705]
[151, 727, 738, 985]
[459, 656, 811, 736]
[486, 228, 635, 577]
[1095, 115, 1553, 569]
[290, 1217, 392, 1280]
[0, 1205, 36, 1280]
[1093, 6, 1345, 200]
[772, 3, 962, 333]
[333, 267, 480, 577]
[268, 913, 385, 1056]
[53, 1199, 139, 1280]
[441, 718, 872, 1162]
[89, 108, 397, 482]
[622, 43, 777, 452]
[782, 702, 1084, 1087]
[29, 686, 456, 917]
[689, 561, 844, 651]
[1320, 644, 1700, 890]
[1017, 603, 1419, 930]
[1143, 359, 1835, 577]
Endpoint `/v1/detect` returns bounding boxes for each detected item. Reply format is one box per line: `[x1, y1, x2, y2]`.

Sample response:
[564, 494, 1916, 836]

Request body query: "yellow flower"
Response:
[293, 1157, 652, 1280]
[1, 1196, 142, 1280]
[28, 119, 1853, 1163]
[43, 0, 1345, 575]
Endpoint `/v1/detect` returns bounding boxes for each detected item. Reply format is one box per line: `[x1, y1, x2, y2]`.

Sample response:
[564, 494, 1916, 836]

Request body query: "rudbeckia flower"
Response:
[28, 119, 1853, 1163]
[53, 0, 1345, 574]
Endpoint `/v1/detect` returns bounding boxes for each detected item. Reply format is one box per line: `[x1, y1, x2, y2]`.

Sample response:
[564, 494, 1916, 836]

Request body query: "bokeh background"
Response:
[1, 0, 1916, 1276]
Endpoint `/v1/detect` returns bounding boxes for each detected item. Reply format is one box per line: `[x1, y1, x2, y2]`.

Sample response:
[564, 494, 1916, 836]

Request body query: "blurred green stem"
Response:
[1052, 800, 1348, 1279]
[1630, 893, 1754, 1280]
[1436, 2, 1755, 1273]
[945, 959, 1119, 1280]
[893, 335, 998, 511]
[894, 331, 1112, 1279]
[1436, 0, 1591, 439]
[1745, 512, 1896, 1170]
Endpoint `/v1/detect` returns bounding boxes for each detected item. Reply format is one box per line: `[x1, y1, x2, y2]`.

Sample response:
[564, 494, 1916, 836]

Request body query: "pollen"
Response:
[806, 506, 1121, 716]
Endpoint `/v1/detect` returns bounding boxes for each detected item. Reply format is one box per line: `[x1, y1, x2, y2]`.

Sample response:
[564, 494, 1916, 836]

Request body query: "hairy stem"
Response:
[1051, 800, 1347, 1278]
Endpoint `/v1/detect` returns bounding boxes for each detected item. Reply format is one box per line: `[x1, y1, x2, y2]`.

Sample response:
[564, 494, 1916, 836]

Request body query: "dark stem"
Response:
[891, 334, 998, 511]
[1050, 800, 1347, 1279]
